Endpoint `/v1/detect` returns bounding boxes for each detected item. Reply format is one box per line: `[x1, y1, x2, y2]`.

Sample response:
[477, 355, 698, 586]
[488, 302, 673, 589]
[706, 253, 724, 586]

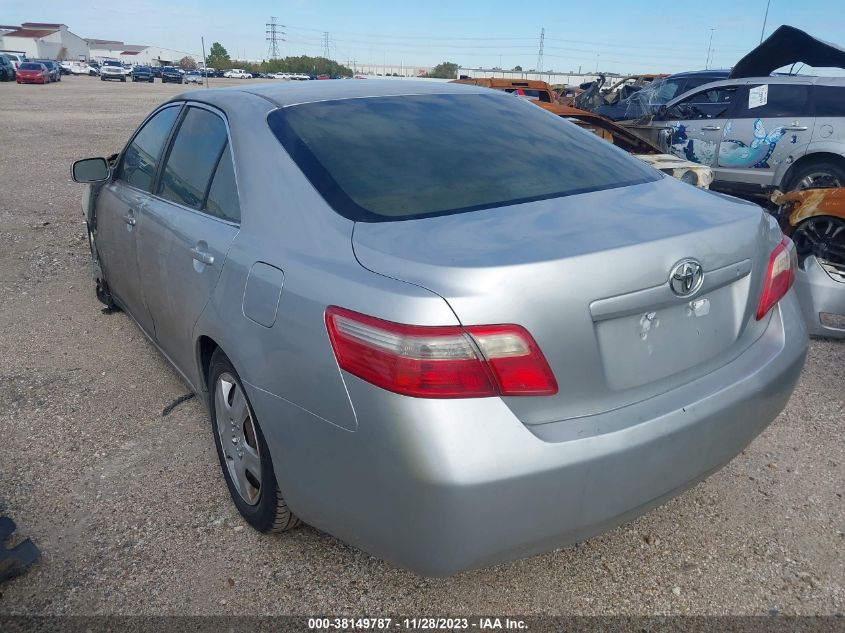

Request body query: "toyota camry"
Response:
[71, 80, 808, 576]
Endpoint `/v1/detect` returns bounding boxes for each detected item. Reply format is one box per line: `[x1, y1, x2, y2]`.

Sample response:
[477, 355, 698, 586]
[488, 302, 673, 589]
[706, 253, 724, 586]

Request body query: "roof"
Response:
[21, 22, 64, 28]
[86, 38, 123, 45]
[667, 74, 845, 105]
[3, 27, 58, 38]
[174, 79, 491, 109]
[454, 78, 553, 91]
[120, 51, 139, 55]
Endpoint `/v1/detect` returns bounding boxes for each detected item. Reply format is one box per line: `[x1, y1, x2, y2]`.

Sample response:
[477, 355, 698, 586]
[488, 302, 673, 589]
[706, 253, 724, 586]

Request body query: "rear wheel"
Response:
[208, 350, 300, 533]
[787, 161, 845, 191]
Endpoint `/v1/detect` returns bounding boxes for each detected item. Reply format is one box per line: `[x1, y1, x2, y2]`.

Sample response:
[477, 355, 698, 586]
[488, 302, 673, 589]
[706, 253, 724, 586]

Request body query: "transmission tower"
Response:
[266, 17, 285, 59]
[322, 31, 331, 59]
[536, 27, 545, 73]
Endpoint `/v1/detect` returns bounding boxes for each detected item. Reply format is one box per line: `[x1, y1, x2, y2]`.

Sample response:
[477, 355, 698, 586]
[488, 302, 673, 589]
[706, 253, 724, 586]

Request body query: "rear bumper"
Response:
[248, 294, 807, 576]
[794, 256, 845, 339]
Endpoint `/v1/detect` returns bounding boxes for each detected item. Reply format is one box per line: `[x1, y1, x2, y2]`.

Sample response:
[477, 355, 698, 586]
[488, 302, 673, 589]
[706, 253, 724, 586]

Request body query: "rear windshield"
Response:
[19, 63, 42, 70]
[268, 92, 658, 222]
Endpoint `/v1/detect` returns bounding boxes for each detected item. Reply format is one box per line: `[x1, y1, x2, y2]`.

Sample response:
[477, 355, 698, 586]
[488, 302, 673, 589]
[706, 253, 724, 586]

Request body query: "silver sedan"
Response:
[71, 80, 808, 576]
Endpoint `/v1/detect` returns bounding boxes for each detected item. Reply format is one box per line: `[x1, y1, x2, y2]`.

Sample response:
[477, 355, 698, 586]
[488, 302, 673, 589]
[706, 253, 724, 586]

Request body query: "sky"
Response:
[2, 0, 844, 74]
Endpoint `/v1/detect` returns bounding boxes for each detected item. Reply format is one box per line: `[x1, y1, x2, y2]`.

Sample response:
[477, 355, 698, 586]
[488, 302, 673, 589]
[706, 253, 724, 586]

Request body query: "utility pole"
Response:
[536, 27, 545, 73]
[322, 31, 331, 59]
[760, 0, 772, 43]
[266, 17, 285, 59]
[706, 28, 715, 69]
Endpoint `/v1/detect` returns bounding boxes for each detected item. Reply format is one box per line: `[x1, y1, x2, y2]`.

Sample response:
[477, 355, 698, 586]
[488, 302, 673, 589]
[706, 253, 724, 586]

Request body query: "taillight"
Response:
[756, 237, 797, 320]
[325, 307, 558, 398]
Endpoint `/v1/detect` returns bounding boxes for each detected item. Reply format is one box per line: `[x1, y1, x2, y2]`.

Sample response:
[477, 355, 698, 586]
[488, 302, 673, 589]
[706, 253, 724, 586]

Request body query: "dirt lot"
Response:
[0, 75, 843, 616]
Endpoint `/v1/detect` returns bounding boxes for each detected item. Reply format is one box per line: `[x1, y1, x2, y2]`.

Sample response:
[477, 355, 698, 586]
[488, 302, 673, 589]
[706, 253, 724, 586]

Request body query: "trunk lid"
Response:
[352, 177, 776, 425]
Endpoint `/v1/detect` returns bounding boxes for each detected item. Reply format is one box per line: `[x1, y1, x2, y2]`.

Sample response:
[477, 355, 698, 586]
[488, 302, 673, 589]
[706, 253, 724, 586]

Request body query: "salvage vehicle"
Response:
[71, 80, 807, 576]
[771, 187, 845, 338]
[594, 70, 731, 121]
[454, 78, 713, 188]
[573, 73, 666, 112]
[630, 26, 845, 196]
[15, 62, 50, 84]
[100, 60, 127, 82]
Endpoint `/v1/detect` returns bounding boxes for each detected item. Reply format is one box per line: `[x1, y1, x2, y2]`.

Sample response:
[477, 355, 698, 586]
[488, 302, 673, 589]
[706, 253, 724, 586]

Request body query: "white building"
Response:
[86, 39, 200, 67]
[0, 22, 88, 60]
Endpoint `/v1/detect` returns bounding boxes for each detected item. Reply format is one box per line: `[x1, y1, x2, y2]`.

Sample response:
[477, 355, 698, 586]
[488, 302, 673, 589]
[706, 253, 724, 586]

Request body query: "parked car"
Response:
[151, 66, 163, 78]
[100, 60, 127, 82]
[32, 59, 61, 82]
[87, 61, 100, 76]
[70, 80, 806, 576]
[0, 54, 14, 81]
[223, 69, 252, 79]
[15, 62, 50, 84]
[185, 70, 203, 84]
[594, 70, 732, 121]
[1, 52, 27, 76]
[161, 66, 184, 84]
[637, 76, 845, 196]
[132, 66, 154, 82]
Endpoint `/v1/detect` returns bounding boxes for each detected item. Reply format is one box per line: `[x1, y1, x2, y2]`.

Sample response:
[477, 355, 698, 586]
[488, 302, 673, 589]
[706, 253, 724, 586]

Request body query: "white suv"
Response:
[100, 60, 127, 82]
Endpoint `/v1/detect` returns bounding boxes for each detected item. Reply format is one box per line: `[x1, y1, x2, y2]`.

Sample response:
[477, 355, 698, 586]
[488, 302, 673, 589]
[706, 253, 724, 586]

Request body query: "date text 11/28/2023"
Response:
[307, 618, 528, 630]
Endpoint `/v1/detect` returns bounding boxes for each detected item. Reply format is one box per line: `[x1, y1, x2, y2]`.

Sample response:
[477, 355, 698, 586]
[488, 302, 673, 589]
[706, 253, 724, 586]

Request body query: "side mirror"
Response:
[72, 157, 110, 183]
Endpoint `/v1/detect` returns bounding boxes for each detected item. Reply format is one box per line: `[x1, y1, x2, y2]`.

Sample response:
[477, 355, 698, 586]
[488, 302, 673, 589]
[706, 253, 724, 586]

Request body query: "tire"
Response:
[88, 229, 120, 311]
[208, 349, 300, 533]
[121, 77, 126, 82]
[149, 78, 153, 83]
[100, 76, 105, 81]
[786, 160, 845, 191]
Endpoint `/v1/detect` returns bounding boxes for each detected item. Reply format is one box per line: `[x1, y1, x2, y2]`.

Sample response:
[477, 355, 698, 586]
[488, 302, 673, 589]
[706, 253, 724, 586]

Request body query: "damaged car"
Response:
[71, 80, 806, 575]
[628, 26, 845, 197]
[453, 78, 713, 188]
[771, 187, 845, 338]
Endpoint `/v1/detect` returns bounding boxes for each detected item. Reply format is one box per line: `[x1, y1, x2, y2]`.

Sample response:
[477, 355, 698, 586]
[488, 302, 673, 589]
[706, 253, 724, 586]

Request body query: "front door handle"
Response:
[190, 246, 215, 266]
[783, 125, 808, 131]
[122, 215, 136, 226]
[701, 125, 721, 131]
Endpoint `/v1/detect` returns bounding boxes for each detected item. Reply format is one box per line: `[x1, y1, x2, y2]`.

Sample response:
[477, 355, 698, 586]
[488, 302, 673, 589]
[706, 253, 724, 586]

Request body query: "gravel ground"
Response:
[0, 76, 843, 616]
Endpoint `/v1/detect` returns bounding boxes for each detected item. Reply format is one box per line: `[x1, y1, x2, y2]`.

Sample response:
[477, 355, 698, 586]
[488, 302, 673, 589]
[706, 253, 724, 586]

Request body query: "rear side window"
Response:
[205, 143, 241, 222]
[732, 83, 810, 118]
[115, 105, 180, 192]
[813, 86, 845, 116]
[158, 107, 228, 209]
[268, 92, 658, 221]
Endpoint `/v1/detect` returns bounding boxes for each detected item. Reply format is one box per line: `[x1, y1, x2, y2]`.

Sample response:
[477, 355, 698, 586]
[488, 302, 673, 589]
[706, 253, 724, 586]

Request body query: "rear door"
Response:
[96, 104, 182, 335]
[137, 104, 240, 376]
[660, 84, 739, 167]
[718, 81, 813, 187]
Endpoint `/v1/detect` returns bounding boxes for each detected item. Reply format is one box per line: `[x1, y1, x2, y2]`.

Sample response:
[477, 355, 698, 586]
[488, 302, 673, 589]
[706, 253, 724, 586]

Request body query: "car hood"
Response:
[730, 24, 845, 78]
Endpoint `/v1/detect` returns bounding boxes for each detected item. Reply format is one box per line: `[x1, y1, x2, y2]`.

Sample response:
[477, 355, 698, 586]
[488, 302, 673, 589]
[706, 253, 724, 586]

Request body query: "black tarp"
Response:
[730, 25, 845, 78]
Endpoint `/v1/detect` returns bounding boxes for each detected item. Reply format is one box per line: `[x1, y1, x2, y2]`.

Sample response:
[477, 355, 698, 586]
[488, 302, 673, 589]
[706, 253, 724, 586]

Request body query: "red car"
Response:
[16, 62, 50, 84]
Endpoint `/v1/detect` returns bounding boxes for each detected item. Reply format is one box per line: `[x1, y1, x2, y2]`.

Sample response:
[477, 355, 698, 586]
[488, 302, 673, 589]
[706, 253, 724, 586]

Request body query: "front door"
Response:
[717, 81, 814, 187]
[136, 105, 241, 378]
[96, 104, 182, 335]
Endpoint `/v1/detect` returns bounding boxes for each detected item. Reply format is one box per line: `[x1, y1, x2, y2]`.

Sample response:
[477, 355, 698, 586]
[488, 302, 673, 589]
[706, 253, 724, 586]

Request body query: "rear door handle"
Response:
[701, 125, 721, 131]
[783, 125, 808, 131]
[190, 246, 215, 266]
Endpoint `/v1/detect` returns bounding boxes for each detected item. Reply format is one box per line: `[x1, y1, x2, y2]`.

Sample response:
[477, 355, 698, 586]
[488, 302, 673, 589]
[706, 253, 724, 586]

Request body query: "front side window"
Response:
[731, 83, 810, 118]
[115, 105, 180, 192]
[268, 92, 658, 222]
[158, 107, 228, 209]
[666, 86, 737, 120]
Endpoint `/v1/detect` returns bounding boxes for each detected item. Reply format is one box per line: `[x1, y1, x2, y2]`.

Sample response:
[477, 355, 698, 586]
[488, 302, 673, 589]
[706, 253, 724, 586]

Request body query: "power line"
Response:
[536, 27, 544, 72]
[322, 31, 331, 59]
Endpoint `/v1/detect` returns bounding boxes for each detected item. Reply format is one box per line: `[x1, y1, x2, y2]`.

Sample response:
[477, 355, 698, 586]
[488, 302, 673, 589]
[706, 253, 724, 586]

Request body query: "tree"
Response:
[511, 65, 522, 72]
[57, 46, 68, 61]
[178, 56, 197, 70]
[206, 42, 230, 69]
[428, 61, 459, 79]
